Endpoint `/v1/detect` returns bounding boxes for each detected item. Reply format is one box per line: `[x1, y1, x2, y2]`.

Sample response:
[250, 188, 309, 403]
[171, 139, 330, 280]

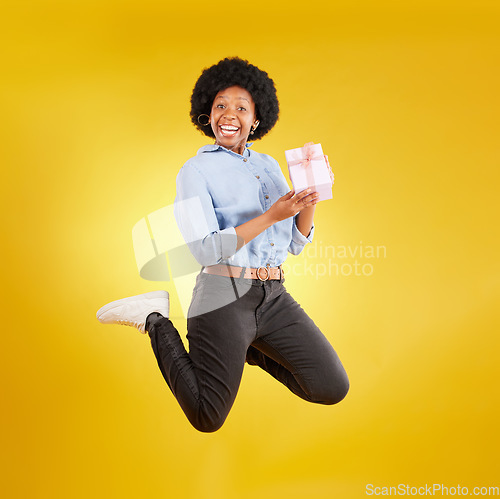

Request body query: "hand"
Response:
[268, 189, 319, 223]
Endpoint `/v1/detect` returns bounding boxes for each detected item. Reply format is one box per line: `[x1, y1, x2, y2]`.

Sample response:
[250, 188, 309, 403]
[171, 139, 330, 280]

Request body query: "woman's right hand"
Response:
[234, 189, 319, 251]
[267, 189, 319, 223]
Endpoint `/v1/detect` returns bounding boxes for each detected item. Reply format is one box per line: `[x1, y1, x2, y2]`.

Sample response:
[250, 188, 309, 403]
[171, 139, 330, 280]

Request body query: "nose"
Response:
[222, 108, 236, 120]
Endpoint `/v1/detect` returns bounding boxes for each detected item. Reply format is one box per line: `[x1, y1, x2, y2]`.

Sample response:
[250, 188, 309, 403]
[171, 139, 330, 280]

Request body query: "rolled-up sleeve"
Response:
[174, 163, 239, 266]
[288, 215, 314, 255]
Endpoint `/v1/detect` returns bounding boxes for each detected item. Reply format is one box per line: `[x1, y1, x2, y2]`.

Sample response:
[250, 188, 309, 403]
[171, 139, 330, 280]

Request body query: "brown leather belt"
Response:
[202, 264, 284, 281]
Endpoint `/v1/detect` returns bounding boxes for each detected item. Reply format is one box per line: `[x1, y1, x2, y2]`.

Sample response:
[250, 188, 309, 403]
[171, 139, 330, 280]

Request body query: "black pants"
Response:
[148, 271, 349, 433]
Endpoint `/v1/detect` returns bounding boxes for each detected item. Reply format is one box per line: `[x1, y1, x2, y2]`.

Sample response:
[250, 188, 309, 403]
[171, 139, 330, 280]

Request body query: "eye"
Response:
[238, 107, 247, 111]
[216, 104, 225, 109]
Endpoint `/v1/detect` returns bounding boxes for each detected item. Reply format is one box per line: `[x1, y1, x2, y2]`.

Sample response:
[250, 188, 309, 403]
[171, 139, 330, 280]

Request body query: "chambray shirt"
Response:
[174, 144, 314, 268]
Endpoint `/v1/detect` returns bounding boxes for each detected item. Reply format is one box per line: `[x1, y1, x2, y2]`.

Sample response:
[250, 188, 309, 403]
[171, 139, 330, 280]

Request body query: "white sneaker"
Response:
[96, 291, 169, 334]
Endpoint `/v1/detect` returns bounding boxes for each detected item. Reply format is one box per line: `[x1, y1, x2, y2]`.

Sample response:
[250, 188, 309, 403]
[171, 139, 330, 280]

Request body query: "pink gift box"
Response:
[285, 142, 334, 202]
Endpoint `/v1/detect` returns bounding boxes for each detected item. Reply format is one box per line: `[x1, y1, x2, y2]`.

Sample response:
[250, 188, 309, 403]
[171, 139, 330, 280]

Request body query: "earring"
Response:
[250, 120, 260, 135]
[197, 114, 211, 126]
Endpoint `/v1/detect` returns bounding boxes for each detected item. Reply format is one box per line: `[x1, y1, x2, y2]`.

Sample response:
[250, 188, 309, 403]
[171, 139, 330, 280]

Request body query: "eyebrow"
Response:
[216, 95, 250, 103]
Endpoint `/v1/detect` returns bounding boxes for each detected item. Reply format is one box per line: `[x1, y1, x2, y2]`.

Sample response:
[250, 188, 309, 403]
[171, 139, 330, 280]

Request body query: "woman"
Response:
[97, 57, 349, 433]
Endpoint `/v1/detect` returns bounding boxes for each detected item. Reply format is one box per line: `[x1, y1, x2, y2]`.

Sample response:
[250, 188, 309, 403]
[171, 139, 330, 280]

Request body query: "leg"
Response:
[248, 281, 349, 404]
[148, 275, 262, 432]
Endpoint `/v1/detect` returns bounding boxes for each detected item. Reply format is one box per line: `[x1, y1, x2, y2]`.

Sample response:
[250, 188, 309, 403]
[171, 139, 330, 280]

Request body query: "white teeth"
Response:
[221, 125, 238, 131]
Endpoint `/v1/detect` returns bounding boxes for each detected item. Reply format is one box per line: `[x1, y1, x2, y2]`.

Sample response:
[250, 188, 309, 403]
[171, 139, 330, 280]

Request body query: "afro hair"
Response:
[190, 57, 279, 141]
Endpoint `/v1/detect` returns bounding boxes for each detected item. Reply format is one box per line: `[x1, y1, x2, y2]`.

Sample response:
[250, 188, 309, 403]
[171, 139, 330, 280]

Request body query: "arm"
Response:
[175, 162, 318, 264]
[295, 204, 316, 239]
[235, 189, 318, 250]
[174, 165, 239, 266]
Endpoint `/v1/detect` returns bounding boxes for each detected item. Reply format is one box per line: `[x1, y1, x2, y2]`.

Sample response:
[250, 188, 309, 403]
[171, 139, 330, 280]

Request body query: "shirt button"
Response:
[243, 158, 248, 162]
[256, 175, 260, 179]
[270, 242, 274, 246]
[265, 195, 269, 199]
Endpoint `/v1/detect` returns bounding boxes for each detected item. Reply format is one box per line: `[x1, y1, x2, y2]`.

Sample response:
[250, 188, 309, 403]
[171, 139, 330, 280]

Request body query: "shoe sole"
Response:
[96, 290, 169, 319]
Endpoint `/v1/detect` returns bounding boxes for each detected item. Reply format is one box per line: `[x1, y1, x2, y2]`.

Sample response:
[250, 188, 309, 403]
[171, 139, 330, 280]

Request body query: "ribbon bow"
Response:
[287, 142, 323, 169]
[288, 142, 334, 187]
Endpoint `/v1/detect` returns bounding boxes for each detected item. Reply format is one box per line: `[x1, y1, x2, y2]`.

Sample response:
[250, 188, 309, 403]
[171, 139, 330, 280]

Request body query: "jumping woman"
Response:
[96, 57, 349, 432]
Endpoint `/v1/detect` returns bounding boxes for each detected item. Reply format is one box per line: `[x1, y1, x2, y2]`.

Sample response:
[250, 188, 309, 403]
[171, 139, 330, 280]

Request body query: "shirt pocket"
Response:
[263, 167, 290, 197]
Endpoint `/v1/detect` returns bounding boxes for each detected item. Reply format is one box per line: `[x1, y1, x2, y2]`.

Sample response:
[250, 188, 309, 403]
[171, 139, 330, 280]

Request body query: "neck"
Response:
[215, 141, 246, 156]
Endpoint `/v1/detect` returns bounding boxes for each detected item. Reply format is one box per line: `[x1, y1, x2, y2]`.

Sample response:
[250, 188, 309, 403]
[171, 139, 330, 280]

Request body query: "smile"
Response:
[219, 125, 240, 137]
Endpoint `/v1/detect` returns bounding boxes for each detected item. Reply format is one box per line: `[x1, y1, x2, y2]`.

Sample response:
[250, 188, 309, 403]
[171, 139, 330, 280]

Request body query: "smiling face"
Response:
[210, 86, 258, 155]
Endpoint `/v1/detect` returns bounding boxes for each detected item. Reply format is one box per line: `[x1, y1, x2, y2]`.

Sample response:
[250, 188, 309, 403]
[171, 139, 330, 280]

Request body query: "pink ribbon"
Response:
[287, 142, 324, 190]
[324, 154, 335, 184]
[288, 142, 334, 191]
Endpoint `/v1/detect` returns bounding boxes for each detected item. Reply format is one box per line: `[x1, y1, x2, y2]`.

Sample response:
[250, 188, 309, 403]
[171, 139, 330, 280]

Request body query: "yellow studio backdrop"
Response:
[1, 1, 499, 498]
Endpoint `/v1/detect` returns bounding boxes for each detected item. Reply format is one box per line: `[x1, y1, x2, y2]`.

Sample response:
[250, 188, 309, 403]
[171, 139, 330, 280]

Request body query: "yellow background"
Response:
[1, 1, 499, 497]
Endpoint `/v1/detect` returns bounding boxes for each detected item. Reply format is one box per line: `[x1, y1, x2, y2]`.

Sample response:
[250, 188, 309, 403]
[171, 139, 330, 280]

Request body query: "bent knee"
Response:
[192, 421, 224, 433]
[189, 410, 228, 433]
[315, 374, 350, 405]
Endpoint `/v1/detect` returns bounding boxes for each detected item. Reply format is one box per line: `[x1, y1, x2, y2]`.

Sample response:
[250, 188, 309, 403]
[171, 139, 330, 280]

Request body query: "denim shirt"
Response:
[174, 144, 314, 268]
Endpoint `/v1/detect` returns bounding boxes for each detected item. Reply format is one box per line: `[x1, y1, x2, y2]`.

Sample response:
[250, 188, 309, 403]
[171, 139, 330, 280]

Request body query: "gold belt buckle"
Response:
[256, 266, 270, 281]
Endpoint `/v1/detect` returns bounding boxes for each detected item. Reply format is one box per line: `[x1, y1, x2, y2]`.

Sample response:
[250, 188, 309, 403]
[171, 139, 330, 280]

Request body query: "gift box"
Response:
[285, 142, 334, 202]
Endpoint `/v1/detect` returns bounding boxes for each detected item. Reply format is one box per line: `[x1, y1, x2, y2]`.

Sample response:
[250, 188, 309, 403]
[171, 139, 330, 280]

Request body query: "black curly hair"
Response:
[190, 57, 279, 141]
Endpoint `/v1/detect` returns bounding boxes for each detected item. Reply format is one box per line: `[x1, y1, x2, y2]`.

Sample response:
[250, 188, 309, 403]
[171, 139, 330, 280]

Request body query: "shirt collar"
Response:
[197, 142, 253, 158]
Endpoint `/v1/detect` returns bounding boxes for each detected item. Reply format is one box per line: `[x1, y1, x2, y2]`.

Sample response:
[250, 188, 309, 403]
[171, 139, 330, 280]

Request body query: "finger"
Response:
[296, 188, 317, 200]
[291, 189, 309, 205]
[283, 190, 295, 200]
[295, 190, 319, 205]
[300, 191, 320, 202]
[295, 201, 316, 214]
[296, 193, 319, 209]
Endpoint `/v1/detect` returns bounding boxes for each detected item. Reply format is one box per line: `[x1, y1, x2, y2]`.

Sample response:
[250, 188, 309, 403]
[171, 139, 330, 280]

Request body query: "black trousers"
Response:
[148, 271, 349, 433]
